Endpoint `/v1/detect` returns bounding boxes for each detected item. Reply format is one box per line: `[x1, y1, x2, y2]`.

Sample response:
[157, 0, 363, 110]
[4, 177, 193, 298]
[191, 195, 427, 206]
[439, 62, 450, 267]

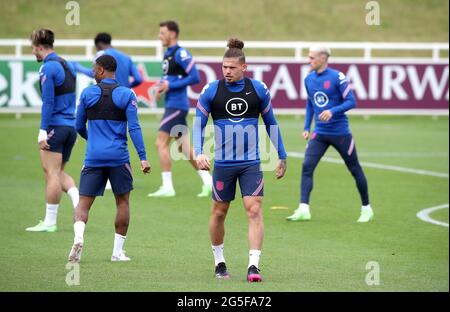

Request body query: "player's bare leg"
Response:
[177, 133, 212, 197]
[114, 192, 130, 236]
[243, 196, 264, 250]
[60, 163, 79, 209]
[41, 150, 63, 204]
[176, 132, 199, 169]
[26, 150, 63, 232]
[209, 200, 230, 245]
[156, 131, 172, 172]
[74, 195, 95, 224]
[243, 196, 264, 282]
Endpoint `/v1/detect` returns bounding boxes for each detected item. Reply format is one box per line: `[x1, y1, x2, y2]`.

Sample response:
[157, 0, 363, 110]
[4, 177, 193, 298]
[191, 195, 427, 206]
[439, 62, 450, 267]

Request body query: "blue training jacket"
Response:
[304, 67, 356, 136]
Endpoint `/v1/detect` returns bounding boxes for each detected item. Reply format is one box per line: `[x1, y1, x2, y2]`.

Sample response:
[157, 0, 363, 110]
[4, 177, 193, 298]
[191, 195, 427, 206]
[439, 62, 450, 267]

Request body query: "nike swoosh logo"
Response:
[246, 92, 253, 95]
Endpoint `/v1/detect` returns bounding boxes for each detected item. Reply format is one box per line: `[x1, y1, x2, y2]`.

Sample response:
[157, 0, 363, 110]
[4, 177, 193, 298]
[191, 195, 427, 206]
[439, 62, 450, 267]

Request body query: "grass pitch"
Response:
[0, 114, 448, 291]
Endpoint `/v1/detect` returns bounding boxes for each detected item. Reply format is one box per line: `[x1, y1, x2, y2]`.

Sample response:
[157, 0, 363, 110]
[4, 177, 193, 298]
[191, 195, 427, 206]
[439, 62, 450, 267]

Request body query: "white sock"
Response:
[67, 187, 79, 209]
[198, 170, 212, 186]
[73, 221, 86, 244]
[212, 244, 225, 266]
[43, 203, 59, 226]
[161, 171, 174, 190]
[113, 233, 126, 257]
[362, 204, 372, 212]
[248, 249, 261, 268]
[298, 203, 310, 213]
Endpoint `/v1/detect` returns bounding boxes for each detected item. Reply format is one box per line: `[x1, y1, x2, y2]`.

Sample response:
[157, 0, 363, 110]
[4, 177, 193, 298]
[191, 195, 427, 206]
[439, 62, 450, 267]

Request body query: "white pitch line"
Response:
[356, 152, 449, 158]
[288, 151, 449, 228]
[288, 152, 449, 179]
[416, 204, 449, 228]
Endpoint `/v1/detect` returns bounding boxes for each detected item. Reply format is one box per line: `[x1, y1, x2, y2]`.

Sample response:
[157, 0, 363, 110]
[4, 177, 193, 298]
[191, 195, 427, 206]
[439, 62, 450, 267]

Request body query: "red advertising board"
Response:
[188, 61, 449, 109]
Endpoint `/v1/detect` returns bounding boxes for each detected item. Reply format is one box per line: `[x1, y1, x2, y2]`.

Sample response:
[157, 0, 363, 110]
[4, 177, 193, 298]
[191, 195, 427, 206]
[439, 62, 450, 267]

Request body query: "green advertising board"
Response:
[0, 59, 163, 108]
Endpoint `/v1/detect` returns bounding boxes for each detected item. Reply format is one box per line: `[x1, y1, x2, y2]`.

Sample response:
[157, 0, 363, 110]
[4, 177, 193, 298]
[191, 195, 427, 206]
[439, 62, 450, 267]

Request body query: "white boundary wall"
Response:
[1, 39, 448, 62]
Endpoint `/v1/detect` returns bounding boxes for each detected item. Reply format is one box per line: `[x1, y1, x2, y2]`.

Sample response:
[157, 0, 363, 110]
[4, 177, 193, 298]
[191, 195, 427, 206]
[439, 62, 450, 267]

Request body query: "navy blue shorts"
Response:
[46, 126, 77, 162]
[212, 163, 264, 202]
[79, 163, 133, 196]
[158, 108, 189, 137]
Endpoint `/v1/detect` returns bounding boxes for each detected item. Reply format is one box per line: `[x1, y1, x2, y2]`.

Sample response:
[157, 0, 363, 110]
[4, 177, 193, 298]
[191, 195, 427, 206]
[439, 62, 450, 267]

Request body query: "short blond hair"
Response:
[309, 46, 331, 58]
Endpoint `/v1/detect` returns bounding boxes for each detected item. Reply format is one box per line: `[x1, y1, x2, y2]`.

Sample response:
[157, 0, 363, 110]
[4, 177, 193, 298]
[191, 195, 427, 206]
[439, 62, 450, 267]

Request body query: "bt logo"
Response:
[313, 91, 329, 108]
[226, 98, 248, 117]
[226, 97, 248, 123]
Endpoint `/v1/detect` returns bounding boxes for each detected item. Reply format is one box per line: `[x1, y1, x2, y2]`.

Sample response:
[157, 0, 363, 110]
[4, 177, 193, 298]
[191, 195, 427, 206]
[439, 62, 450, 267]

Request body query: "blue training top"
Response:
[304, 67, 356, 136]
[73, 48, 142, 88]
[76, 78, 147, 167]
[162, 44, 200, 111]
[39, 52, 77, 130]
[193, 77, 287, 167]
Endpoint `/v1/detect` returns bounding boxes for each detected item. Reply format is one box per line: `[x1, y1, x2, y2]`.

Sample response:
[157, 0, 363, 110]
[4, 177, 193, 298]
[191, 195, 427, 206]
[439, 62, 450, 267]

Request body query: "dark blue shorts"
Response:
[79, 163, 133, 196]
[212, 163, 264, 202]
[158, 108, 189, 137]
[46, 126, 77, 162]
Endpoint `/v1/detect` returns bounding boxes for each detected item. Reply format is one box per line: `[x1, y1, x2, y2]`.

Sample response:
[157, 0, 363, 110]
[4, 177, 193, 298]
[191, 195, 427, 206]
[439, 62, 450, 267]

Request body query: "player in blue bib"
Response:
[194, 38, 287, 282]
[286, 46, 374, 223]
[26, 29, 80, 233]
